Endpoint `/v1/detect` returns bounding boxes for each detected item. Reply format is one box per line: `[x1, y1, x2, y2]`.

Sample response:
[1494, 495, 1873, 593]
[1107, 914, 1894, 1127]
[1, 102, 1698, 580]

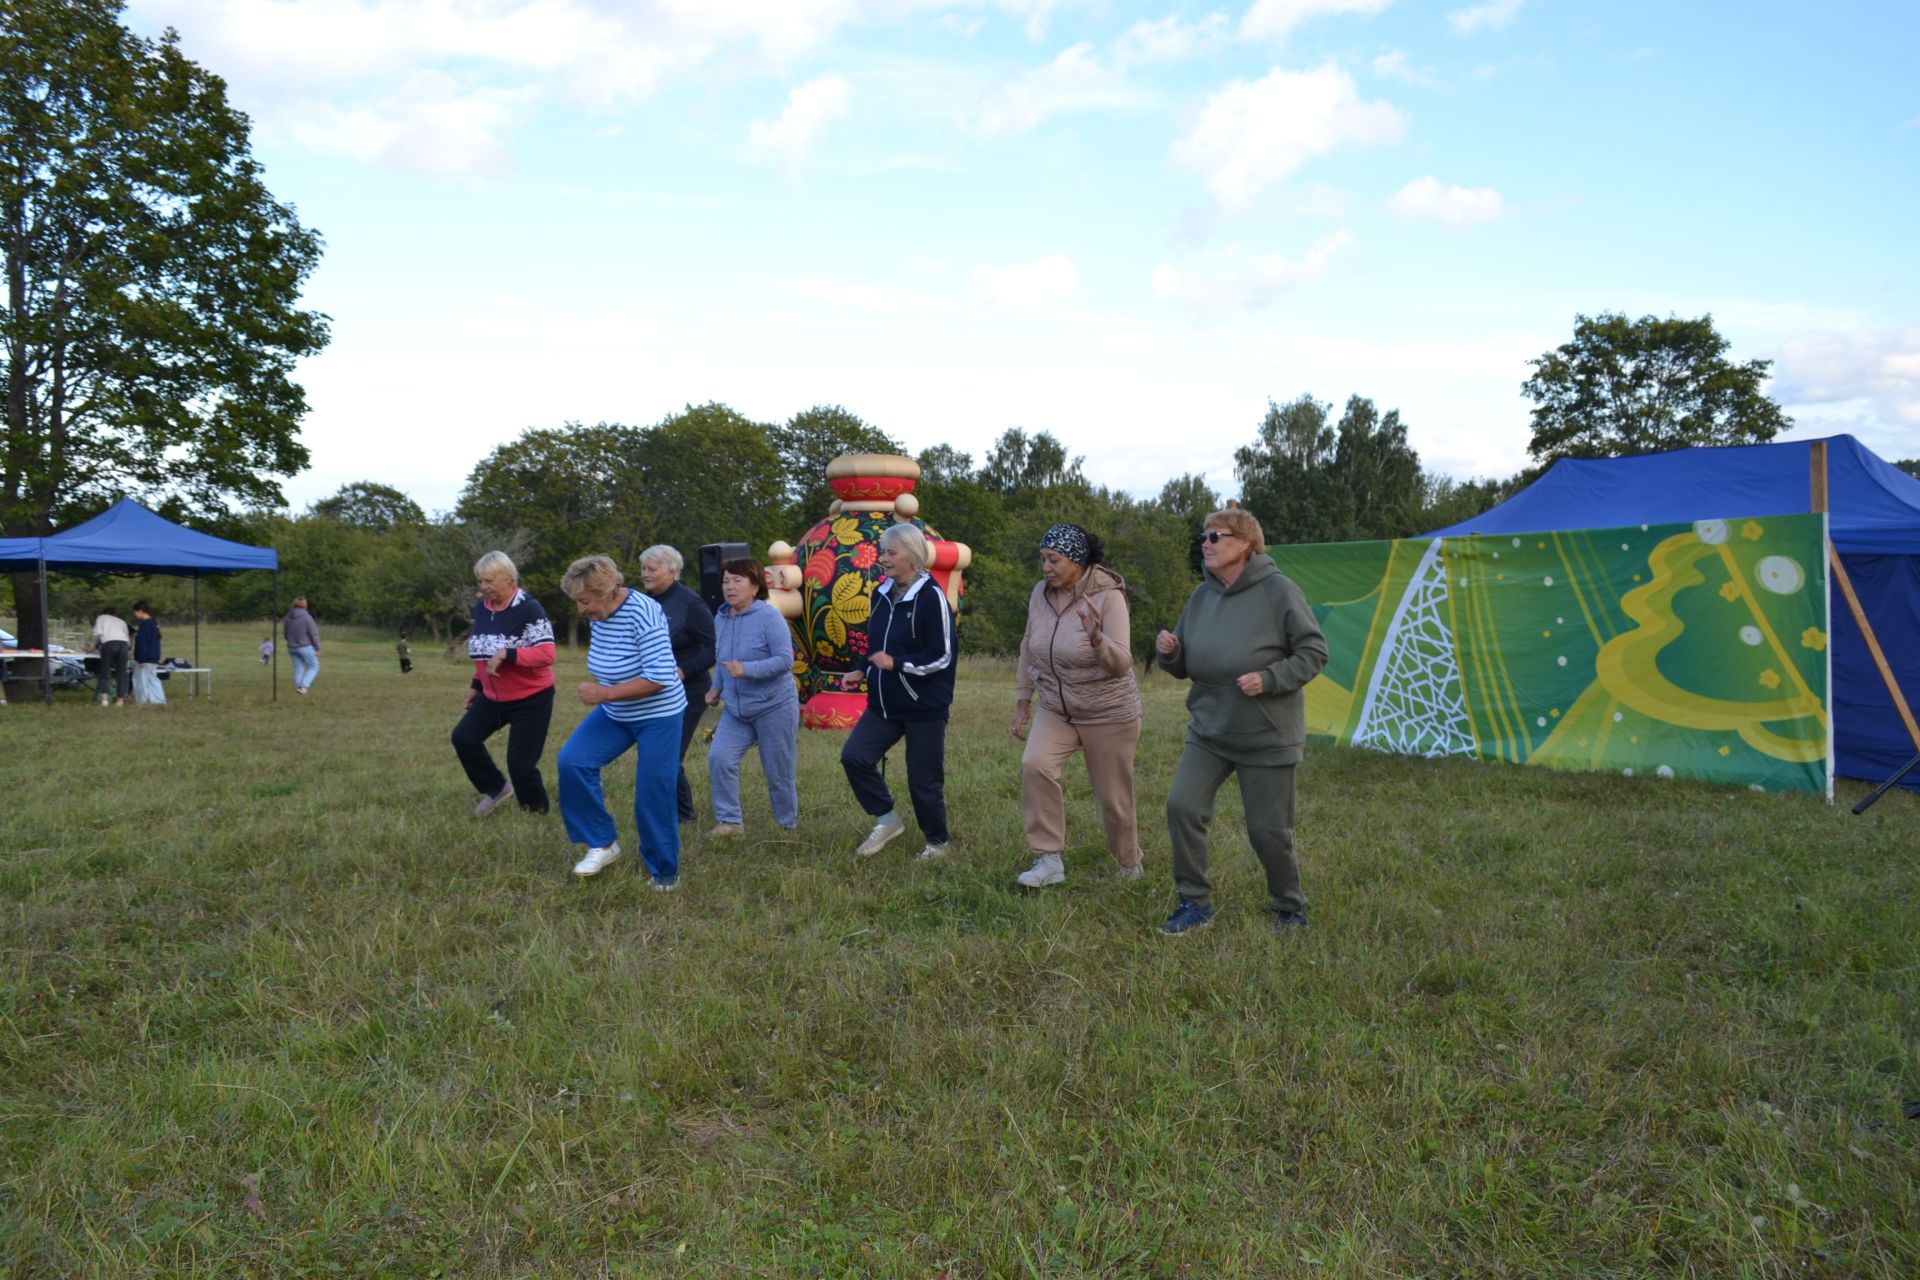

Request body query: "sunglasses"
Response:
[1198, 530, 1236, 544]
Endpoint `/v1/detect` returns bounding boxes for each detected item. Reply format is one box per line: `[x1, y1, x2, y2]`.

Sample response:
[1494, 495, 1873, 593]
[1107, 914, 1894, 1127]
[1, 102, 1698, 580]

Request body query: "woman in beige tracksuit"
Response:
[1008, 523, 1144, 888]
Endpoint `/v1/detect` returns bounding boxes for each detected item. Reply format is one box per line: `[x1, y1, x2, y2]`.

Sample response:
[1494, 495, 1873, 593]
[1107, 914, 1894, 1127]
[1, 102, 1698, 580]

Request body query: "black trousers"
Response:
[451, 686, 554, 812]
[841, 709, 948, 844]
[95, 641, 130, 700]
[674, 678, 712, 822]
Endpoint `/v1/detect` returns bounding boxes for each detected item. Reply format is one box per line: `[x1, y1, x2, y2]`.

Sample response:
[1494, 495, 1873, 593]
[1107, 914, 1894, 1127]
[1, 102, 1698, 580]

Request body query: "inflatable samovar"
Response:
[766, 453, 971, 729]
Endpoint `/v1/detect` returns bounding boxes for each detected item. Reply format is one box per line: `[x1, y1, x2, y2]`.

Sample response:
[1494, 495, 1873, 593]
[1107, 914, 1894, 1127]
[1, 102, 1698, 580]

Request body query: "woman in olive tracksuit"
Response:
[1154, 507, 1328, 936]
[839, 522, 957, 860]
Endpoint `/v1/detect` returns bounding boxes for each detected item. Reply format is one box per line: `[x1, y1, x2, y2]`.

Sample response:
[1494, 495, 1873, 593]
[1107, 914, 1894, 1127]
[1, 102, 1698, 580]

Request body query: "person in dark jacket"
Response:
[453, 551, 557, 816]
[130, 601, 166, 705]
[838, 522, 957, 859]
[639, 544, 716, 824]
[283, 597, 321, 693]
[1153, 507, 1329, 937]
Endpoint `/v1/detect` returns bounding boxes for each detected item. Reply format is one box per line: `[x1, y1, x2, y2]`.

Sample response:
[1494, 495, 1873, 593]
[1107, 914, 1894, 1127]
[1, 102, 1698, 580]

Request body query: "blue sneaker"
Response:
[1158, 899, 1213, 936]
[649, 874, 679, 892]
[1272, 910, 1309, 932]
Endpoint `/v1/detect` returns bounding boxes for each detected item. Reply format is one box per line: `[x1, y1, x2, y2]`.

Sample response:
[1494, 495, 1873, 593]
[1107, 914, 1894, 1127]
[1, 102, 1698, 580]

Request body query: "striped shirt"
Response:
[586, 589, 688, 723]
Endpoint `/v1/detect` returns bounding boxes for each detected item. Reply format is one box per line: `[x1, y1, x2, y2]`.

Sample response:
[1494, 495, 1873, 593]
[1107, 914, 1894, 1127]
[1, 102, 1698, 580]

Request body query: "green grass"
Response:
[1, 622, 1916, 1278]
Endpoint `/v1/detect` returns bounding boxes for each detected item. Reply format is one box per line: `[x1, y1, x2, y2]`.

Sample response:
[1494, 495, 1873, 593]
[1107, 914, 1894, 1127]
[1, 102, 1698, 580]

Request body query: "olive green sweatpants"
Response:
[1165, 739, 1303, 915]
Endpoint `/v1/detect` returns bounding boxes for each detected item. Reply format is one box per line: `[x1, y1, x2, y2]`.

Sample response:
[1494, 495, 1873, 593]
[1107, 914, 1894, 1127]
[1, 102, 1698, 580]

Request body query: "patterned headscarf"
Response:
[1038, 523, 1091, 566]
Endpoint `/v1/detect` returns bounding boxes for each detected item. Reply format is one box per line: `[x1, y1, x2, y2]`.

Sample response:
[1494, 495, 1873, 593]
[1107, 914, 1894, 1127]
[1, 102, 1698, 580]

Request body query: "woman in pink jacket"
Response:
[1008, 523, 1144, 889]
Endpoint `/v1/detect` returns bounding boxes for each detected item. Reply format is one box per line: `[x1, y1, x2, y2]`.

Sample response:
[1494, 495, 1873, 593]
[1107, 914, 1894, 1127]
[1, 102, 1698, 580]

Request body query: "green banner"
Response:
[1272, 514, 1832, 795]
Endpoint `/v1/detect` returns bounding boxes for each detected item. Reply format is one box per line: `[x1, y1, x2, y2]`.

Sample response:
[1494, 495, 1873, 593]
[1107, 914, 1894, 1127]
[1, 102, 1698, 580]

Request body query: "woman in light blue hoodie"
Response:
[705, 558, 800, 836]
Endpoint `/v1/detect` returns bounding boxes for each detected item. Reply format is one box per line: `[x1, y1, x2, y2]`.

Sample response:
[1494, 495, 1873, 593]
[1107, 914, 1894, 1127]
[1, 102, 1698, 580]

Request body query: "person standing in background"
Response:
[397, 631, 413, 674]
[130, 601, 166, 705]
[283, 596, 321, 694]
[91, 606, 132, 707]
[639, 545, 716, 826]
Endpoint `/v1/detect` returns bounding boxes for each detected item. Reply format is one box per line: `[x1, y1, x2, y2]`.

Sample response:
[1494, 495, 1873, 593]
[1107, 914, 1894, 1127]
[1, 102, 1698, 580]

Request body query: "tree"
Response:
[768, 405, 903, 527]
[1522, 312, 1790, 466]
[310, 481, 424, 531]
[916, 443, 974, 486]
[2, 0, 329, 645]
[1895, 459, 1919, 481]
[1155, 472, 1220, 574]
[977, 428, 1085, 495]
[638, 403, 787, 554]
[457, 422, 650, 609]
[1234, 395, 1335, 546]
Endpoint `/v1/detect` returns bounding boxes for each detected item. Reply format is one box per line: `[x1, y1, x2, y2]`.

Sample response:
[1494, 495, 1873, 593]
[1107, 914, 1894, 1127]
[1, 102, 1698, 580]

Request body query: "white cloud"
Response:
[286, 73, 531, 178]
[1171, 64, 1405, 210]
[975, 43, 1143, 134]
[972, 252, 1080, 311]
[1773, 327, 1920, 430]
[1372, 48, 1439, 88]
[1112, 12, 1231, 69]
[1449, 0, 1526, 34]
[1240, 0, 1392, 45]
[749, 76, 853, 175]
[1386, 176, 1506, 226]
[1152, 231, 1354, 310]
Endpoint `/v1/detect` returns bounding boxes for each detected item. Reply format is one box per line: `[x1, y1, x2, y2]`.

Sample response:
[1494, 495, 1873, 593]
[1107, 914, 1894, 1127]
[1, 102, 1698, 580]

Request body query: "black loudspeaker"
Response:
[698, 542, 750, 612]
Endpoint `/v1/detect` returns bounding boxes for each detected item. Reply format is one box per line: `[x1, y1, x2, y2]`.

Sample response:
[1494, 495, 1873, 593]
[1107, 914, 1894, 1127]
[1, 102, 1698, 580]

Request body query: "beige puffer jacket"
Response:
[1016, 564, 1141, 725]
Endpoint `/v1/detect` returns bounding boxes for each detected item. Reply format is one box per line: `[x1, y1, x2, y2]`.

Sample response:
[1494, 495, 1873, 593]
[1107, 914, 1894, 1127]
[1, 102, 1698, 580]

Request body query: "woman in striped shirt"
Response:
[555, 555, 689, 890]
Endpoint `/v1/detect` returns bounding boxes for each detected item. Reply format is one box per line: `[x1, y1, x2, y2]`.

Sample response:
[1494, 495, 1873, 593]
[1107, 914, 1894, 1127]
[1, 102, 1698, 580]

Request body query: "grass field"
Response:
[2, 620, 1917, 1278]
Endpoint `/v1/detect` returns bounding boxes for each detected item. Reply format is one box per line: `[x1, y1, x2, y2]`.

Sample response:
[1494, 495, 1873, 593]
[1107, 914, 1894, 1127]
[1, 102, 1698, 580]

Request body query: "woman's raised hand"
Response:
[1155, 629, 1179, 656]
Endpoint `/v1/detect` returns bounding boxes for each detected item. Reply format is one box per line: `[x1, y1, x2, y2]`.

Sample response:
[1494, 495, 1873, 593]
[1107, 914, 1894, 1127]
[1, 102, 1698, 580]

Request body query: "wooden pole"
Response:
[1828, 545, 1920, 752]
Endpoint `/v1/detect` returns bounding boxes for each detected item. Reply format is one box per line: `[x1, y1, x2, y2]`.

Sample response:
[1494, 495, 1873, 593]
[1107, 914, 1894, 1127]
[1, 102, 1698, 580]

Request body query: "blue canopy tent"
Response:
[1426, 435, 1920, 791]
[0, 499, 280, 704]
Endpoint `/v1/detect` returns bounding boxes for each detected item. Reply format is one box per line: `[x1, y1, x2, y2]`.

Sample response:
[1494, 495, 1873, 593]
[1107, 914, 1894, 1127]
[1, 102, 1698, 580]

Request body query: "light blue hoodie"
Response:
[713, 599, 798, 721]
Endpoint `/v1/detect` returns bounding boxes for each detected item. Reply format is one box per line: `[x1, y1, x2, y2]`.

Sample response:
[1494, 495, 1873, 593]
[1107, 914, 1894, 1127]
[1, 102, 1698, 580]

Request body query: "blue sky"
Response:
[124, 0, 1920, 515]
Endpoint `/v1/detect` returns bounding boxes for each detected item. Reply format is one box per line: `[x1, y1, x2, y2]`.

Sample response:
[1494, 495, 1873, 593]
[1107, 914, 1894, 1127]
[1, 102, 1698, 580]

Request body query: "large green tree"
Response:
[1522, 312, 1790, 466]
[309, 481, 424, 531]
[768, 404, 903, 529]
[1235, 394, 1430, 546]
[2, 0, 328, 644]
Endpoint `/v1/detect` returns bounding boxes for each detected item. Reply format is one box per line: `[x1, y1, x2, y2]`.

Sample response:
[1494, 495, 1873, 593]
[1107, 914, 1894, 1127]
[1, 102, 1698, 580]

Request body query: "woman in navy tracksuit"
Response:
[839, 522, 957, 859]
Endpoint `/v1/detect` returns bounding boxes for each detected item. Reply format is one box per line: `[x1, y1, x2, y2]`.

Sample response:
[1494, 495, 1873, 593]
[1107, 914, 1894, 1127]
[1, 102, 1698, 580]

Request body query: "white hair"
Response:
[639, 544, 685, 576]
[878, 522, 929, 573]
[474, 550, 519, 583]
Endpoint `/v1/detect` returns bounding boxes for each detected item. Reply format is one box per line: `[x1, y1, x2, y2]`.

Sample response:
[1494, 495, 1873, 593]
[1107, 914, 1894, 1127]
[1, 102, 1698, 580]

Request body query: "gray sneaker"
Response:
[855, 816, 906, 856]
[1113, 862, 1144, 882]
[1015, 853, 1065, 888]
[916, 841, 950, 860]
[474, 780, 514, 818]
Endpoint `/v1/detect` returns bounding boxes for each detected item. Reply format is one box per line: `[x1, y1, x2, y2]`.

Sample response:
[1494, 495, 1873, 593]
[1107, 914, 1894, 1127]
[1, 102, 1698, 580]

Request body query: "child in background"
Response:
[397, 631, 413, 674]
[259, 636, 273, 665]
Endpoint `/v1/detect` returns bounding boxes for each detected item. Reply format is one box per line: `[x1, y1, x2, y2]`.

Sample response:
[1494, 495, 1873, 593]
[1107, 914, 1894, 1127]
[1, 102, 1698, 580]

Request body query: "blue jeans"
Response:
[708, 701, 800, 828]
[289, 645, 319, 690]
[557, 706, 681, 878]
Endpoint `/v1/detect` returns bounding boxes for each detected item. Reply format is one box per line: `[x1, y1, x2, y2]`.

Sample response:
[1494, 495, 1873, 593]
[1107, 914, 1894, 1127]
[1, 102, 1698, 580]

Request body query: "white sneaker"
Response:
[1016, 853, 1065, 888]
[854, 816, 906, 856]
[1114, 862, 1144, 882]
[916, 841, 950, 860]
[571, 843, 621, 877]
[707, 822, 745, 839]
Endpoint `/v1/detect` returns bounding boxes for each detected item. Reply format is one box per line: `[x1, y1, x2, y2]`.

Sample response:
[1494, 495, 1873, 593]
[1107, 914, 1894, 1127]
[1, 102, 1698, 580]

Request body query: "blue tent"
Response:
[1427, 435, 1920, 789]
[0, 499, 279, 703]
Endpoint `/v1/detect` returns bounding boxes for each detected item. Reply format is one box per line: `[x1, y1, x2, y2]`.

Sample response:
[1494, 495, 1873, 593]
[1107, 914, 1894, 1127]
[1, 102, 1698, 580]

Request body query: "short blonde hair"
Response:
[561, 554, 624, 601]
[474, 550, 519, 583]
[1203, 507, 1266, 555]
[878, 522, 929, 573]
[639, 544, 685, 576]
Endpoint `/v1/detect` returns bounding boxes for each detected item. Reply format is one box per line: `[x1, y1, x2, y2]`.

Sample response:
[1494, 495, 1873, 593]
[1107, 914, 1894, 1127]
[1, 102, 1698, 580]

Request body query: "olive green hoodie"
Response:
[1157, 553, 1328, 766]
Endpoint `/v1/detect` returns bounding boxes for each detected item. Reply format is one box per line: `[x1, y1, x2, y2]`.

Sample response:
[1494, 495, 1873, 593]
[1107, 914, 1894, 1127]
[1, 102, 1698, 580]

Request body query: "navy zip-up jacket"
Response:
[856, 572, 956, 722]
[648, 581, 716, 692]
